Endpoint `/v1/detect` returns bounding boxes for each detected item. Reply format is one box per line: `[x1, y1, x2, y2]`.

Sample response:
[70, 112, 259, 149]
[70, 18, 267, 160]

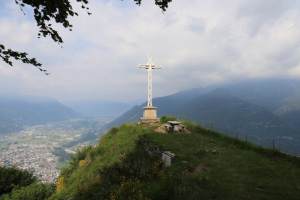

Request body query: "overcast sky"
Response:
[1, 0, 300, 103]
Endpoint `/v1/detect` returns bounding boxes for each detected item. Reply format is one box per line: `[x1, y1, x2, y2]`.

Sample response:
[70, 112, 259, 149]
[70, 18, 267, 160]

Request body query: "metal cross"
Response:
[139, 54, 162, 107]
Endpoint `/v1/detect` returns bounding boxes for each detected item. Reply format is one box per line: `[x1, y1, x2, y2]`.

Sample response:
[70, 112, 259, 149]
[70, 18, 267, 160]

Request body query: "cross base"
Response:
[140, 106, 160, 123]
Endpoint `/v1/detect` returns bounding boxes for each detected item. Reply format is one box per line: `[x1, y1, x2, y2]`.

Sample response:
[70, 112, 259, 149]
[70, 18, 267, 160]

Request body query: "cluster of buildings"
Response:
[0, 144, 60, 183]
[0, 121, 96, 183]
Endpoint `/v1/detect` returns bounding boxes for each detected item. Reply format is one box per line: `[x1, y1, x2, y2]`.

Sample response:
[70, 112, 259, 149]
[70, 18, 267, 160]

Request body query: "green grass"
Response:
[49, 120, 300, 200]
[50, 124, 148, 199]
[146, 122, 300, 200]
[56, 161, 70, 170]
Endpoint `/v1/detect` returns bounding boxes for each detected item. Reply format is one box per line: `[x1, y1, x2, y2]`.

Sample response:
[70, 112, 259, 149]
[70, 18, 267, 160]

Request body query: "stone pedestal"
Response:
[140, 106, 160, 123]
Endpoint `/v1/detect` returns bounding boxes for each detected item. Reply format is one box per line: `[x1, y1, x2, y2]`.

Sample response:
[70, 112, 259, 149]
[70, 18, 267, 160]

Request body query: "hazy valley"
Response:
[1, 79, 300, 183]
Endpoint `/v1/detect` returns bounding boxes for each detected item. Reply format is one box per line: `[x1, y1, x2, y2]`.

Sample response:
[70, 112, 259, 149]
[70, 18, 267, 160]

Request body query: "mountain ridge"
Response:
[0, 93, 79, 134]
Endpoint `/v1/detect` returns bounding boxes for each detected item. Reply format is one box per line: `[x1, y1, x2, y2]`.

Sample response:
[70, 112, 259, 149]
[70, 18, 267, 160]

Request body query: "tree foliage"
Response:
[0, 45, 45, 74]
[1, 0, 91, 75]
[134, 0, 173, 11]
[15, 0, 91, 45]
[1, 183, 55, 200]
[1, 0, 172, 74]
[0, 166, 37, 196]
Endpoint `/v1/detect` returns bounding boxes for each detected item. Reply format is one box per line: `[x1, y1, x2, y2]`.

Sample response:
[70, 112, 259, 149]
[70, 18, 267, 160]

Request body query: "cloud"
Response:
[1, 0, 300, 102]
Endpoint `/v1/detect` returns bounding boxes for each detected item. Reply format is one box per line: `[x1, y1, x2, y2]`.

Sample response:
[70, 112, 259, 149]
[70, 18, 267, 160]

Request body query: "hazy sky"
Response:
[1, 0, 300, 103]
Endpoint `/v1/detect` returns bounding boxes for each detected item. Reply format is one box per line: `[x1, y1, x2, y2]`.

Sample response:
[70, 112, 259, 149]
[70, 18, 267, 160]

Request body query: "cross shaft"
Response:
[139, 54, 162, 107]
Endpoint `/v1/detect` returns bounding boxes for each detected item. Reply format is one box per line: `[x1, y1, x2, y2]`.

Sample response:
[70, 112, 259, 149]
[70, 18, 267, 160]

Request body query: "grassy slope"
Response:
[148, 122, 300, 199]
[50, 120, 300, 200]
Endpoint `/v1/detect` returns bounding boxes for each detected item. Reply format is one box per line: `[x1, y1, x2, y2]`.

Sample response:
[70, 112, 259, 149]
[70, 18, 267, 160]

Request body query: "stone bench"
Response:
[180, 124, 185, 132]
[164, 124, 172, 131]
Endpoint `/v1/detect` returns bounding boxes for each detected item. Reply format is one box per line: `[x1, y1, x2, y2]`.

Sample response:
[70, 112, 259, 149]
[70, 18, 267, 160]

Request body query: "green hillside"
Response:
[49, 117, 300, 200]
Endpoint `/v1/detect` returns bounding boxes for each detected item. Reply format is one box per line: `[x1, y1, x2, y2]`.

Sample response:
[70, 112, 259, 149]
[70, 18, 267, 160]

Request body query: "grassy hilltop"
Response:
[49, 116, 300, 200]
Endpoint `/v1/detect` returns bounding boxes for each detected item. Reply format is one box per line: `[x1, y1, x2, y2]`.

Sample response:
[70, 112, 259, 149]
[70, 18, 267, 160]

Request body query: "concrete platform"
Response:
[140, 106, 160, 123]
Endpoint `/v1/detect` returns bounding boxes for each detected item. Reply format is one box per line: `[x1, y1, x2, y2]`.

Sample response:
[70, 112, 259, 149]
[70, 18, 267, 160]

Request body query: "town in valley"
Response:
[0, 118, 106, 183]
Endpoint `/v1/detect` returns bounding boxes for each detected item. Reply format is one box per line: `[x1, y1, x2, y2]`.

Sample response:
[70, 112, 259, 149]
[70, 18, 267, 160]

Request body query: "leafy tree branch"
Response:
[134, 0, 173, 11]
[0, 44, 48, 75]
[15, 0, 91, 45]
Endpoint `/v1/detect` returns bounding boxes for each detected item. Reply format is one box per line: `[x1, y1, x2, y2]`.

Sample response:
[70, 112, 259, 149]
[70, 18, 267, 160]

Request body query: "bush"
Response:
[0, 166, 37, 195]
[2, 183, 55, 200]
[160, 116, 179, 123]
[56, 177, 65, 193]
[89, 146, 105, 160]
[108, 127, 119, 135]
[60, 145, 94, 179]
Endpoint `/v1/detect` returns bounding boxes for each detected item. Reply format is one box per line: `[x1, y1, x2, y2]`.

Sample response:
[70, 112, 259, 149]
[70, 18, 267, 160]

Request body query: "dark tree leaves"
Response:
[134, 0, 172, 11]
[15, 0, 91, 45]
[2, 0, 91, 74]
[0, 166, 37, 195]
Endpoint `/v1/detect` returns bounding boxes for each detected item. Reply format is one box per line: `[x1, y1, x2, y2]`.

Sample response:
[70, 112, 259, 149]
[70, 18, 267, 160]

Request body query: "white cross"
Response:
[139, 54, 162, 107]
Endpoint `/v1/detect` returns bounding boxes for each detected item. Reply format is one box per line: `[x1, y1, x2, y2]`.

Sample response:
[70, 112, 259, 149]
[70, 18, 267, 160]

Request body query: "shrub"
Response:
[3, 183, 55, 200]
[56, 177, 65, 193]
[108, 127, 119, 135]
[0, 166, 37, 195]
[160, 116, 179, 123]
[79, 159, 87, 167]
[60, 145, 94, 179]
[89, 147, 105, 161]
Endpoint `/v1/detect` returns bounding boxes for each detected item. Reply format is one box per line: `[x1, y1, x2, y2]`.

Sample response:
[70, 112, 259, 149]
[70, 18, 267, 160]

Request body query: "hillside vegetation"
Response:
[50, 117, 300, 200]
[0, 166, 54, 200]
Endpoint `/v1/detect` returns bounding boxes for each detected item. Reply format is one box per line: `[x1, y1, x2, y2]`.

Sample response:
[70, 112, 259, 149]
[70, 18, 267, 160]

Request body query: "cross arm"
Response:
[138, 64, 147, 68]
[153, 65, 162, 69]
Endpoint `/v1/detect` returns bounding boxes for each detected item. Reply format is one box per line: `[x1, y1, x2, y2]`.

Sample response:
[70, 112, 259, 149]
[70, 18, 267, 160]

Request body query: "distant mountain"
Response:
[0, 93, 79, 134]
[273, 94, 300, 129]
[225, 79, 300, 128]
[278, 110, 300, 130]
[99, 87, 212, 133]
[104, 88, 299, 138]
[65, 100, 131, 118]
[101, 79, 300, 154]
[225, 79, 300, 111]
[178, 88, 299, 139]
